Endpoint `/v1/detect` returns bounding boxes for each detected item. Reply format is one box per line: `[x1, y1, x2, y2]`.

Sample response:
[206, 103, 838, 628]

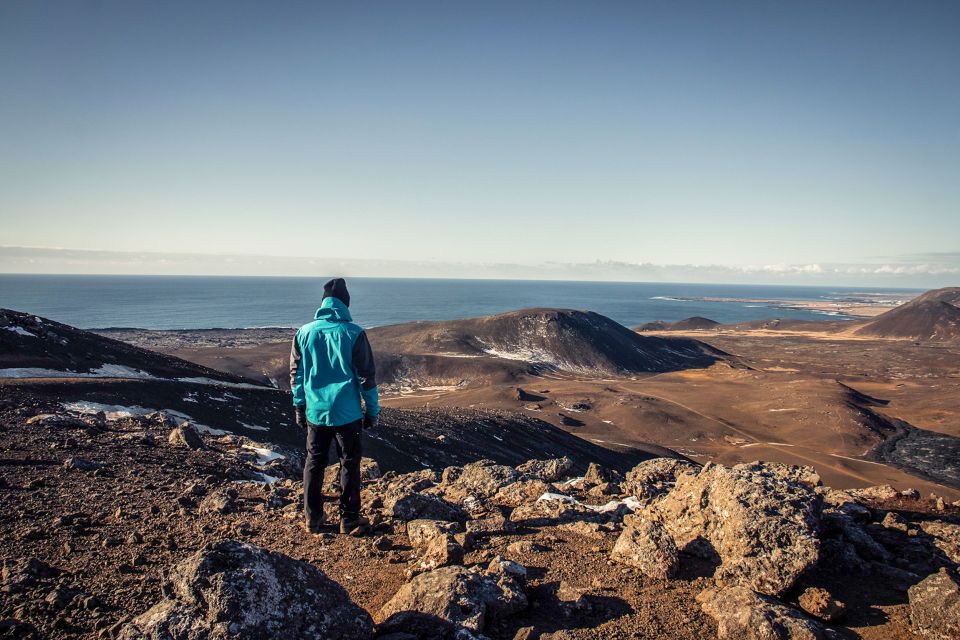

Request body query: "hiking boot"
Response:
[303, 514, 325, 534]
[339, 515, 370, 536]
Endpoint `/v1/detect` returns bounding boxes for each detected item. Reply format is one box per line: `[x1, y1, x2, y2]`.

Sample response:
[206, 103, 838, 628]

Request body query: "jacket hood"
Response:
[314, 297, 352, 322]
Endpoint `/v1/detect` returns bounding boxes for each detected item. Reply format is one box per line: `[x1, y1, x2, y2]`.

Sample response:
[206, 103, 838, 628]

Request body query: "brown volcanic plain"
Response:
[98, 288, 960, 501]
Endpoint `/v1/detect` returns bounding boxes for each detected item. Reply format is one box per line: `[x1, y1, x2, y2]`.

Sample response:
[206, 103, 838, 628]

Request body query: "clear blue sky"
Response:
[1, 1, 958, 284]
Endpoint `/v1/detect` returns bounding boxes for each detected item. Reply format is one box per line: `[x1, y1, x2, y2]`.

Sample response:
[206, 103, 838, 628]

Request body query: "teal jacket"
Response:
[289, 298, 380, 426]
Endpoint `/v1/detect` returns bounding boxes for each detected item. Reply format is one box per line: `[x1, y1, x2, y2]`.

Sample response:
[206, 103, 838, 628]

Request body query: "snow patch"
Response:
[243, 445, 284, 465]
[3, 326, 35, 337]
[61, 402, 229, 435]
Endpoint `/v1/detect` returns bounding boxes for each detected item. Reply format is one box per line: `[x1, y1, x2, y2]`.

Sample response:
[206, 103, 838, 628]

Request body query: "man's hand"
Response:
[362, 413, 379, 430]
[294, 407, 307, 428]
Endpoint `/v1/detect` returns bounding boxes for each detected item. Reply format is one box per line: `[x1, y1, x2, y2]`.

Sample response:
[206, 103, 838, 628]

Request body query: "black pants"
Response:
[303, 419, 362, 523]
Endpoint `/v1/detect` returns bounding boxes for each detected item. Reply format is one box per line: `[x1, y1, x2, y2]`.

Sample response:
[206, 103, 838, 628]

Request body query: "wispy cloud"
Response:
[0, 246, 956, 287]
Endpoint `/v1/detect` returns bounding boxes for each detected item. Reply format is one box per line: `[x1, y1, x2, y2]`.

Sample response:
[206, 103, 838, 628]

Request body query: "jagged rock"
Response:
[380, 565, 527, 633]
[881, 511, 909, 532]
[644, 461, 822, 596]
[509, 496, 598, 527]
[167, 424, 203, 450]
[823, 513, 890, 563]
[697, 586, 840, 639]
[407, 520, 464, 548]
[853, 485, 899, 502]
[465, 511, 514, 536]
[622, 457, 698, 497]
[918, 521, 960, 565]
[610, 520, 679, 580]
[516, 457, 574, 483]
[908, 568, 960, 640]
[418, 534, 464, 570]
[384, 493, 466, 523]
[798, 587, 846, 622]
[491, 480, 553, 508]
[441, 460, 518, 502]
[486, 556, 527, 580]
[582, 462, 620, 487]
[117, 540, 371, 639]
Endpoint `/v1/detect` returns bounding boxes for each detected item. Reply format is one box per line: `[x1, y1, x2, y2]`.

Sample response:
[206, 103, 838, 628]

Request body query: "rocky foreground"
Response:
[2, 399, 960, 639]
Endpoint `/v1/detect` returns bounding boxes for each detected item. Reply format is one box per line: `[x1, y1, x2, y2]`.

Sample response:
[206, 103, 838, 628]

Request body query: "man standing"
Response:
[290, 278, 380, 535]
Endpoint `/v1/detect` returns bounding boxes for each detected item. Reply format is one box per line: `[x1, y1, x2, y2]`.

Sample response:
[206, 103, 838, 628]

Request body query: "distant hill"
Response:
[368, 308, 727, 378]
[1, 310, 662, 473]
[854, 287, 960, 341]
[636, 316, 721, 332]
[0, 309, 256, 384]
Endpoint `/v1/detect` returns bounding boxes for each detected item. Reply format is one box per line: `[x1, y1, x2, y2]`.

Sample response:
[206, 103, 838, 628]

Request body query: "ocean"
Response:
[0, 274, 921, 330]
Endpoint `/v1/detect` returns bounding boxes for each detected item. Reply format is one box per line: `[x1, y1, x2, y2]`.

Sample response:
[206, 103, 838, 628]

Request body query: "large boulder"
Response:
[909, 568, 960, 640]
[622, 457, 698, 498]
[644, 462, 822, 596]
[509, 495, 599, 527]
[516, 457, 573, 483]
[379, 565, 527, 634]
[118, 540, 372, 639]
[610, 519, 679, 580]
[697, 586, 840, 639]
[491, 480, 554, 508]
[440, 460, 519, 502]
[383, 493, 466, 523]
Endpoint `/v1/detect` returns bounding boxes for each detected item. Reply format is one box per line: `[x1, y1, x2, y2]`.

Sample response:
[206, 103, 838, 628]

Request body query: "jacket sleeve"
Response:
[352, 330, 380, 416]
[289, 332, 306, 407]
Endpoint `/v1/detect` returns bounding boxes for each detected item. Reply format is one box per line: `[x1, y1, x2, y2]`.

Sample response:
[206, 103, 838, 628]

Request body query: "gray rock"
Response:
[418, 534, 464, 570]
[63, 457, 103, 471]
[441, 460, 518, 502]
[385, 493, 466, 523]
[509, 497, 599, 527]
[610, 519, 679, 580]
[407, 520, 464, 548]
[909, 568, 960, 640]
[491, 480, 553, 508]
[697, 586, 840, 639]
[380, 565, 527, 633]
[644, 461, 822, 596]
[516, 457, 573, 483]
[118, 540, 371, 639]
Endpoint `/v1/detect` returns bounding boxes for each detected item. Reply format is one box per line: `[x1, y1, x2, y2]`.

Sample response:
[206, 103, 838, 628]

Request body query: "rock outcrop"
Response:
[118, 540, 372, 639]
[379, 565, 527, 634]
[610, 519, 679, 580]
[643, 461, 823, 596]
[909, 568, 960, 640]
[697, 586, 840, 639]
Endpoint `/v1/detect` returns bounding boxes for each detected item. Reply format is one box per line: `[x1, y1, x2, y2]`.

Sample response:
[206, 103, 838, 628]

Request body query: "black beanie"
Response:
[322, 278, 350, 307]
